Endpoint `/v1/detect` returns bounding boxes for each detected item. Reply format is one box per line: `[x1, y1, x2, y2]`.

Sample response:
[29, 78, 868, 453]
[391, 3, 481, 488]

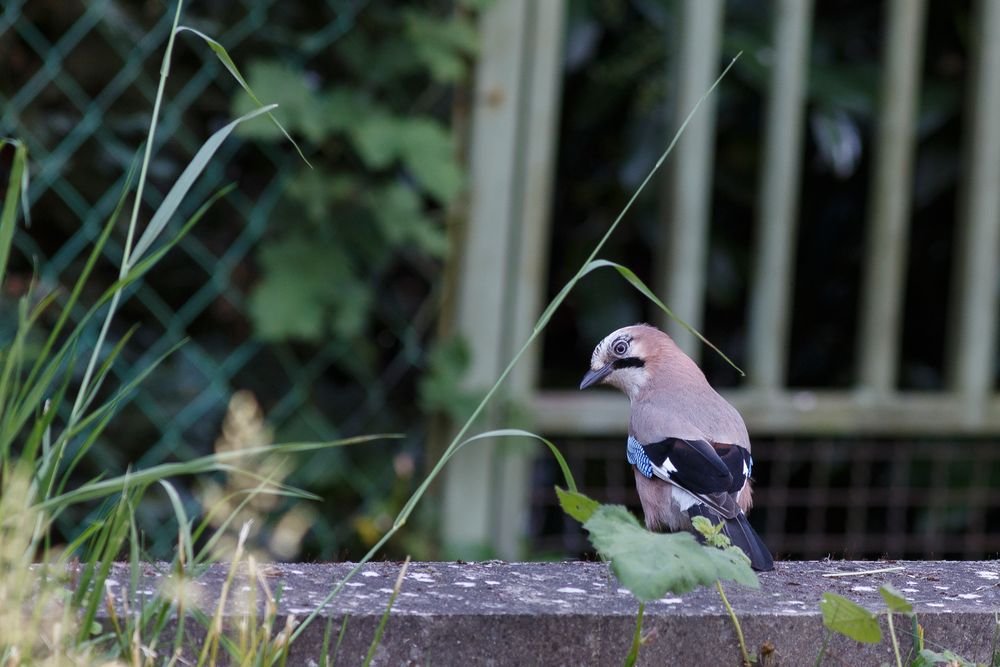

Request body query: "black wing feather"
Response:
[713, 443, 752, 494]
[635, 436, 771, 570]
[642, 437, 732, 494]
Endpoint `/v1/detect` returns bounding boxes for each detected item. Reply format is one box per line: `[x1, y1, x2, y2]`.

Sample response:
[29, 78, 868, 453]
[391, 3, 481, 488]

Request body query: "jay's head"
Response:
[580, 323, 671, 398]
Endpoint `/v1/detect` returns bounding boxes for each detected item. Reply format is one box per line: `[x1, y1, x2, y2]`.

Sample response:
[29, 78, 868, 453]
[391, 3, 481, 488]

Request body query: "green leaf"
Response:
[690, 515, 733, 549]
[249, 236, 371, 342]
[285, 168, 357, 224]
[404, 11, 479, 83]
[819, 593, 883, 644]
[878, 584, 913, 614]
[417, 336, 480, 420]
[351, 113, 402, 168]
[582, 504, 758, 601]
[556, 487, 598, 523]
[913, 649, 975, 667]
[325, 89, 373, 132]
[397, 118, 464, 203]
[369, 183, 448, 256]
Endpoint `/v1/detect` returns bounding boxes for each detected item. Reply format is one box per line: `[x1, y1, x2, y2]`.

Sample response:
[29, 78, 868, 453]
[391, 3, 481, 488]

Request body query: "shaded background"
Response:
[1, 0, 998, 562]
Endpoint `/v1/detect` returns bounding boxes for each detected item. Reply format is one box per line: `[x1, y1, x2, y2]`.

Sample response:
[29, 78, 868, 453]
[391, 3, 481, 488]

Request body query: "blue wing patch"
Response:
[627, 435, 654, 478]
[626, 435, 753, 495]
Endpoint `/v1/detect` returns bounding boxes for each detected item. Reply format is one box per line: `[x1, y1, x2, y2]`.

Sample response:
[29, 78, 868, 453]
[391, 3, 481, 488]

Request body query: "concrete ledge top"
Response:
[107, 560, 1000, 665]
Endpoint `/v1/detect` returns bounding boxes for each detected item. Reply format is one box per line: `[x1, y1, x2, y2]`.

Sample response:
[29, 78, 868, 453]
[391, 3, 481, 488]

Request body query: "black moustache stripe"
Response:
[612, 357, 645, 370]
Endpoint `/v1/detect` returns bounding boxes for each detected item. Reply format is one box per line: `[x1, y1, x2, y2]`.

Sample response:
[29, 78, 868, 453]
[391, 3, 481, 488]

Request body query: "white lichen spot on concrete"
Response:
[485, 580, 500, 586]
[362, 571, 380, 578]
[454, 581, 475, 588]
[958, 593, 982, 599]
[556, 587, 586, 594]
[660, 598, 683, 604]
[850, 586, 874, 592]
[976, 571, 999, 580]
[289, 570, 305, 575]
[779, 600, 805, 605]
[934, 585, 950, 590]
[902, 588, 919, 593]
[409, 573, 435, 583]
[345, 582, 365, 587]
[926, 603, 945, 608]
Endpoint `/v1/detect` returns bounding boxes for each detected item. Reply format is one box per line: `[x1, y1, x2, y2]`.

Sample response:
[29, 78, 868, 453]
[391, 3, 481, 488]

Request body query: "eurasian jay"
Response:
[580, 323, 774, 571]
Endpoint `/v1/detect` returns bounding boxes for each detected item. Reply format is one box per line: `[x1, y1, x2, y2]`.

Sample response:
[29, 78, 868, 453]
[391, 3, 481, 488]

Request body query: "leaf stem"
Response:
[813, 628, 831, 667]
[623, 602, 645, 667]
[886, 610, 902, 667]
[717, 580, 752, 666]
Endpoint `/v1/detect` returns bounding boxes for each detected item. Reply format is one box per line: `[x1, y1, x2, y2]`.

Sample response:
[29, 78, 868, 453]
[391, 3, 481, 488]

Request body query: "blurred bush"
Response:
[0, 0, 483, 562]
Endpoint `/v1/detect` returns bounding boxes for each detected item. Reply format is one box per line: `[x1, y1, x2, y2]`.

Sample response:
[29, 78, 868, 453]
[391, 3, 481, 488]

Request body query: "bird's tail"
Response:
[688, 506, 774, 572]
[727, 512, 774, 572]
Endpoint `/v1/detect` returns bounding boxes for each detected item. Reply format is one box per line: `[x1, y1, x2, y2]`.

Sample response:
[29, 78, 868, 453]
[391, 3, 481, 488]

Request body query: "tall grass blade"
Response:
[69, 0, 185, 425]
[582, 259, 743, 374]
[34, 434, 398, 512]
[290, 53, 743, 648]
[396, 428, 577, 523]
[128, 106, 277, 266]
[175, 26, 312, 168]
[21, 152, 140, 399]
[160, 480, 195, 566]
[0, 139, 28, 290]
[363, 557, 409, 667]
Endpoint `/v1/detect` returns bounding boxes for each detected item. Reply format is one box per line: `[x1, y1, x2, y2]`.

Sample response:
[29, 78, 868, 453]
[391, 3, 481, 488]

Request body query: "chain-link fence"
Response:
[531, 437, 1000, 561]
[0, 0, 453, 559]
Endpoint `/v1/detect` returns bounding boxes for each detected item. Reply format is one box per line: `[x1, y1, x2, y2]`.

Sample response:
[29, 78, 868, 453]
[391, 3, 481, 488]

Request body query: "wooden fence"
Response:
[442, 0, 1000, 558]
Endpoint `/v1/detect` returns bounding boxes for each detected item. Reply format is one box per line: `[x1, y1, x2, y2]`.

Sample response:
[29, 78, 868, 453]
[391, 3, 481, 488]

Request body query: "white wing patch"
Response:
[670, 485, 700, 512]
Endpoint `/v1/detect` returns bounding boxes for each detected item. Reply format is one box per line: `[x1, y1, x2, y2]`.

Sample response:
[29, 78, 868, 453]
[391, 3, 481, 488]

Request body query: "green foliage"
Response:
[879, 584, 913, 614]
[819, 592, 883, 644]
[231, 5, 473, 351]
[819, 584, 981, 667]
[912, 649, 977, 667]
[250, 234, 372, 341]
[561, 492, 758, 601]
[0, 3, 405, 662]
[556, 487, 599, 523]
[418, 337, 481, 422]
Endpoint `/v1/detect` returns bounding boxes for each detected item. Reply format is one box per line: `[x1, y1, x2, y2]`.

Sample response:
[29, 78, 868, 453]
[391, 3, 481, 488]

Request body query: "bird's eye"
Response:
[612, 340, 629, 356]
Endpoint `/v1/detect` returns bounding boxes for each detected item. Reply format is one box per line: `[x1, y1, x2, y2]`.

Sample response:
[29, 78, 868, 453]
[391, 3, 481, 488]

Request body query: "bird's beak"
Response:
[579, 363, 613, 390]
